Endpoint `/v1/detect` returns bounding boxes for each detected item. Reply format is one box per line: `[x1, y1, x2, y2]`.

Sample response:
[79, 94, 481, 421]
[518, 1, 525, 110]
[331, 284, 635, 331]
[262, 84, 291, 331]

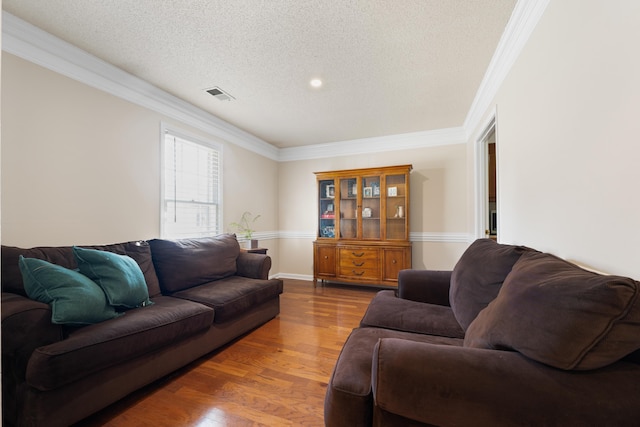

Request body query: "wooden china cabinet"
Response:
[313, 164, 412, 287]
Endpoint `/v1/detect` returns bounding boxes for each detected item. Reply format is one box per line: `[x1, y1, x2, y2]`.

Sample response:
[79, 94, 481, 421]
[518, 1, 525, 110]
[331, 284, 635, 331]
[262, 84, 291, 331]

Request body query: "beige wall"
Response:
[10, 1, 638, 281]
[222, 133, 280, 272]
[470, 0, 640, 278]
[1, 52, 466, 280]
[1, 54, 280, 273]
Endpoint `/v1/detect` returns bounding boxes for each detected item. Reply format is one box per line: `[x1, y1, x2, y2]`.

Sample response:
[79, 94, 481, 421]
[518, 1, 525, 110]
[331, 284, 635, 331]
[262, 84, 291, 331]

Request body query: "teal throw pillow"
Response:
[73, 246, 153, 308]
[19, 256, 121, 325]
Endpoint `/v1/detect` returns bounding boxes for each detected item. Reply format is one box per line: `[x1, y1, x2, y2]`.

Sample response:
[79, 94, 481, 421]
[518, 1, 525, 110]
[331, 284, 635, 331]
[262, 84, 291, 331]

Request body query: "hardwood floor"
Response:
[75, 279, 380, 427]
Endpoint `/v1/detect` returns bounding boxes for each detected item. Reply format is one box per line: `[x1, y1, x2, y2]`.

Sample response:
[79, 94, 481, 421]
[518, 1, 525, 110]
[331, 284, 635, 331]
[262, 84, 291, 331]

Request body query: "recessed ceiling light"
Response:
[310, 79, 323, 88]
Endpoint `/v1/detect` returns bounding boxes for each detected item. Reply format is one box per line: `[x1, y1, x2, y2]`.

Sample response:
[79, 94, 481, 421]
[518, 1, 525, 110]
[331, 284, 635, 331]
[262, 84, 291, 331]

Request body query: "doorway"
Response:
[486, 130, 497, 240]
[476, 119, 497, 240]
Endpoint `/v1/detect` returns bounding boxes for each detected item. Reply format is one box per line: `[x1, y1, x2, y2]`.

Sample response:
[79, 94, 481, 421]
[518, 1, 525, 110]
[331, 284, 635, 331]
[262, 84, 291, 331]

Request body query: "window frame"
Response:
[160, 123, 223, 239]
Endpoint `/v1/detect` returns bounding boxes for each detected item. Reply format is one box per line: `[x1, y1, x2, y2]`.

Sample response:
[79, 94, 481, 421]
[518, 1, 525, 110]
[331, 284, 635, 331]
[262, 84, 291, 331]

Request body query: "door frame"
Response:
[474, 114, 497, 240]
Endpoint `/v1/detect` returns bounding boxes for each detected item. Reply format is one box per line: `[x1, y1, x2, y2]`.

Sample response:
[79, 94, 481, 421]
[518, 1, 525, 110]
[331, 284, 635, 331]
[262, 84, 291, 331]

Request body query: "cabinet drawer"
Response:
[339, 248, 380, 279]
[339, 266, 379, 280]
[339, 248, 378, 262]
[339, 256, 378, 270]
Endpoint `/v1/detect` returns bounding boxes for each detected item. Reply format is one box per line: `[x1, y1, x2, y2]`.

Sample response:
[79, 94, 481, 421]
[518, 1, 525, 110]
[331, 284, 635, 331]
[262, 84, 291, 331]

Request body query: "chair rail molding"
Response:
[409, 232, 472, 243]
[274, 230, 471, 244]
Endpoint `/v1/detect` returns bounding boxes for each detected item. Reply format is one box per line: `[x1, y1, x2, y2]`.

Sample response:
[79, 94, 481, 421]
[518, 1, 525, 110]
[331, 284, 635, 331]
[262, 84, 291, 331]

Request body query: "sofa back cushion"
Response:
[1, 241, 162, 297]
[149, 234, 240, 294]
[450, 239, 530, 330]
[465, 251, 640, 370]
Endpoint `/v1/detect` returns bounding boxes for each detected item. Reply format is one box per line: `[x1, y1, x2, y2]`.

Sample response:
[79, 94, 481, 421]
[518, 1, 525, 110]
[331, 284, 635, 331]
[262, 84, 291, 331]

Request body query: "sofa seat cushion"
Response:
[325, 327, 462, 427]
[465, 251, 640, 370]
[171, 276, 283, 323]
[149, 234, 240, 293]
[360, 290, 464, 338]
[450, 239, 531, 330]
[25, 296, 213, 391]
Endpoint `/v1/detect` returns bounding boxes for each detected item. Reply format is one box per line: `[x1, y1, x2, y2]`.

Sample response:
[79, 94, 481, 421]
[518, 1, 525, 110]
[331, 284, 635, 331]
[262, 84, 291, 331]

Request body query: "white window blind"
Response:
[162, 130, 221, 238]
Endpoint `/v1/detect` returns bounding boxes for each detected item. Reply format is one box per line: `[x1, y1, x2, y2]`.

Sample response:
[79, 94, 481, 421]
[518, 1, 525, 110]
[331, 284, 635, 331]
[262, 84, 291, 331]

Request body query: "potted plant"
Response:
[229, 211, 261, 249]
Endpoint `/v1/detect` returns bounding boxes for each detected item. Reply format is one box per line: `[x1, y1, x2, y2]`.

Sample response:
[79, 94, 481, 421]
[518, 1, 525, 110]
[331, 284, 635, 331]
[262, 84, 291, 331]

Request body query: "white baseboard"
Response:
[271, 273, 314, 281]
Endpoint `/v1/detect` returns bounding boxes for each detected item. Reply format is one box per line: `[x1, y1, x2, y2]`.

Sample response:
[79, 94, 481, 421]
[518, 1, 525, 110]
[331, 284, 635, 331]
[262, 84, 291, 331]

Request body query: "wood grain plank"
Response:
[74, 280, 379, 427]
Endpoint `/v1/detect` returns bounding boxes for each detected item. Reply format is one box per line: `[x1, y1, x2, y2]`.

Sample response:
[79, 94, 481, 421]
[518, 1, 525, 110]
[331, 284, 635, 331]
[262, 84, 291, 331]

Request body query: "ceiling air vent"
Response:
[206, 86, 235, 101]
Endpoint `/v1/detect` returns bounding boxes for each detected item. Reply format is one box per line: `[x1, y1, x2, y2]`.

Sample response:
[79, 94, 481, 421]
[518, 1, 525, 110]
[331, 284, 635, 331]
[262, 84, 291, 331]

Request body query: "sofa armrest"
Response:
[2, 293, 63, 370]
[236, 252, 272, 279]
[397, 269, 452, 306]
[372, 338, 640, 426]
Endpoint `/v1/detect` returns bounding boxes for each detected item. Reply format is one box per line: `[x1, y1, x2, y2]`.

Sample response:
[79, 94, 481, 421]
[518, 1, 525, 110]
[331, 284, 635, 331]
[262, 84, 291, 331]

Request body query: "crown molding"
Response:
[278, 127, 467, 162]
[463, 0, 550, 135]
[2, 1, 548, 162]
[1, 12, 280, 161]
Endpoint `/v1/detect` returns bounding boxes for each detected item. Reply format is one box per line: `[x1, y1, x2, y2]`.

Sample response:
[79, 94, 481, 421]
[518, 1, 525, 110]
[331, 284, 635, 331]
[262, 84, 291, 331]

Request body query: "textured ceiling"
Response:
[3, 0, 517, 148]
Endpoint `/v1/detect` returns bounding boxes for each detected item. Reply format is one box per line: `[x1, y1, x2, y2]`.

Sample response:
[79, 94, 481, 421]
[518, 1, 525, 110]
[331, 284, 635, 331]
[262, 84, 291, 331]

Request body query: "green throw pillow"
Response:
[19, 256, 121, 325]
[73, 246, 152, 308]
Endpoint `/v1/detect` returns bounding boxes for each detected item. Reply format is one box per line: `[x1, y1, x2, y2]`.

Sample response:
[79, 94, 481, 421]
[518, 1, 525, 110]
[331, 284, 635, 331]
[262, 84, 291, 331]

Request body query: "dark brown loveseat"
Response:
[325, 239, 640, 426]
[2, 233, 283, 427]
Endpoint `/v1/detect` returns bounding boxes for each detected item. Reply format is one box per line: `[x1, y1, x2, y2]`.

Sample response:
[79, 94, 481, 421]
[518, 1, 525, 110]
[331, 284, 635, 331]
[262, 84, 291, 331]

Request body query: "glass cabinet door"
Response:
[339, 177, 358, 239]
[318, 167, 409, 242]
[318, 179, 336, 238]
[385, 174, 407, 240]
[361, 175, 381, 239]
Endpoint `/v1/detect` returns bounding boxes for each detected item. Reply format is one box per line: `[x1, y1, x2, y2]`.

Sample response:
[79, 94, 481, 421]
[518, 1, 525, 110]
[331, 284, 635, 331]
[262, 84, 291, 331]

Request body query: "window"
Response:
[161, 126, 222, 238]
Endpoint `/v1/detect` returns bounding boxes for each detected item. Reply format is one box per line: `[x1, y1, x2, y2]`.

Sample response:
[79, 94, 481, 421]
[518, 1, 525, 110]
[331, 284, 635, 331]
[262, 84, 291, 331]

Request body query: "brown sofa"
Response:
[1, 234, 283, 427]
[325, 239, 640, 426]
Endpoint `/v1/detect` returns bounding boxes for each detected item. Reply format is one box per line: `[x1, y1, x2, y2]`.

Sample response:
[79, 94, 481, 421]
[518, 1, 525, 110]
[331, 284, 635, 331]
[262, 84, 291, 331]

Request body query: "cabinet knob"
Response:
[352, 252, 365, 257]
[392, 259, 397, 264]
[324, 255, 329, 259]
[352, 261, 365, 267]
